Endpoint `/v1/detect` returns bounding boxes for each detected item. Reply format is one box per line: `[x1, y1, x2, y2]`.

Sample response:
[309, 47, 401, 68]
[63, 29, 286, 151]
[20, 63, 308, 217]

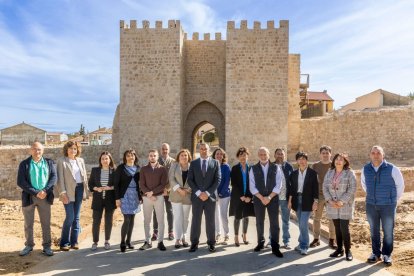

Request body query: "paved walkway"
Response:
[27, 211, 393, 275]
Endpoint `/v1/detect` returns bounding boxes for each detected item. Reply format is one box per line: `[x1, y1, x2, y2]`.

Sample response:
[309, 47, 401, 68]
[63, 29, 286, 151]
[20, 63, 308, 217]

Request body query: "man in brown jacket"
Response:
[139, 149, 168, 251]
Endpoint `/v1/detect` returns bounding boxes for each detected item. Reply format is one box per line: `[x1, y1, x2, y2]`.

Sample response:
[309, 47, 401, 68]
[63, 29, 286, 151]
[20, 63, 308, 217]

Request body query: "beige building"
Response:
[340, 89, 410, 112]
[0, 122, 46, 146]
[112, 19, 302, 162]
[46, 132, 68, 145]
[88, 127, 112, 145]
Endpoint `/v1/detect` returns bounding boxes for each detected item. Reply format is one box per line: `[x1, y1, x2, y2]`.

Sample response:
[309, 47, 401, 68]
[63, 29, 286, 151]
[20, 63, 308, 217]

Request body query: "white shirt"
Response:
[69, 159, 82, 183]
[297, 168, 307, 193]
[360, 161, 405, 201]
[249, 162, 282, 196]
[277, 164, 287, 200]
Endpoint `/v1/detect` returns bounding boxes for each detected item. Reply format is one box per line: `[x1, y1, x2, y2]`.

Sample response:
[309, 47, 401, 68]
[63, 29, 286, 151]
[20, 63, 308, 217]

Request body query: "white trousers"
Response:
[143, 196, 165, 242]
[171, 202, 191, 241]
[215, 196, 230, 236]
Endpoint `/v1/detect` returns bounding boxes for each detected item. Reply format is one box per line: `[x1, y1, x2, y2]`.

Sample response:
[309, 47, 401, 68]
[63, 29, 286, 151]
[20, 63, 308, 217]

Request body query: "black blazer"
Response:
[113, 164, 142, 201]
[229, 163, 255, 218]
[188, 158, 221, 201]
[17, 157, 57, 207]
[288, 168, 318, 212]
[88, 167, 116, 210]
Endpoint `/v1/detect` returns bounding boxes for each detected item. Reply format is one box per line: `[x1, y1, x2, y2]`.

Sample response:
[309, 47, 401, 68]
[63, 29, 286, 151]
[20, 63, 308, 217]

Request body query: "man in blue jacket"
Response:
[17, 142, 57, 256]
[361, 145, 404, 266]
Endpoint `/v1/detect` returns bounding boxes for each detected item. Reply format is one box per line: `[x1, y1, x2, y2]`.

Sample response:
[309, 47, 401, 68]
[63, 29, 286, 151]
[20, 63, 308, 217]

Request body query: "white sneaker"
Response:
[383, 255, 392, 266]
[300, 248, 308, 255]
[215, 234, 221, 243]
[284, 243, 291, 249]
[91, 243, 98, 251]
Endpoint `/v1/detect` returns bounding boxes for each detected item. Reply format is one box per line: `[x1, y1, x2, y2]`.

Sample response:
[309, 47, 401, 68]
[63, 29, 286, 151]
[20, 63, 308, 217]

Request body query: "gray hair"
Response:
[371, 145, 385, 156]
[258, 146, 270, 155]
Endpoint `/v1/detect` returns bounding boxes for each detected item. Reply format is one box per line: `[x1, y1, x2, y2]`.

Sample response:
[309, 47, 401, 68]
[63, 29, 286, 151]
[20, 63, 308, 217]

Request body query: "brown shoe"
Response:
[329, 239, 337, 249]
[309, 239, 320, 248]
[60, 245, 70, 251]
[70, 243, 79, 250]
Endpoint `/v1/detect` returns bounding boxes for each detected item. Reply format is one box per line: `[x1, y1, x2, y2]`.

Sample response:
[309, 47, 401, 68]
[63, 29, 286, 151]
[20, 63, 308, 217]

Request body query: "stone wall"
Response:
[225, 20, 290, 163]
[287, 54, 302, 159]
[299, 106, 414, 166]
[117, 20, 184, 160]
[0, 145, 112, 199]
[1, 123, 46, 146]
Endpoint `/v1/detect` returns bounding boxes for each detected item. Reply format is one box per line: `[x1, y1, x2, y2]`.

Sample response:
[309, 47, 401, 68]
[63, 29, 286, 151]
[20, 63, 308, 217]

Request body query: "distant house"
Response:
[305, 90, 334, 113]
[0, 122, 46, 145]
[46, 132, 68, 144]
[340, 89, 410, 112]
[88, 127, 112, 145]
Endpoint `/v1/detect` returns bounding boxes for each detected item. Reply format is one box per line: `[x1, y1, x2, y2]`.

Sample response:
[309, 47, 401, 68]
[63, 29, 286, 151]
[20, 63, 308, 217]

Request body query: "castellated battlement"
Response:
[227, 19, 288, 30]
[184, 32, 222, 41]
[120, 19, 181, 29]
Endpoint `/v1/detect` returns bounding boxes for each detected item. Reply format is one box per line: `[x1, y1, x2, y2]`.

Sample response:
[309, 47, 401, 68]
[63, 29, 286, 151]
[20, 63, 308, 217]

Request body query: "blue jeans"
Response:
[279, 200, 291, 245]
[296, 196, 311, 250]
[366, 203, 396, 256]
[60, 184, 84, 247]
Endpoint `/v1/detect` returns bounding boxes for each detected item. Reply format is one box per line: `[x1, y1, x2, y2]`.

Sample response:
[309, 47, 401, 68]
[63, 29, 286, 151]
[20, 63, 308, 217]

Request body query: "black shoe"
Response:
[254, 242, 265, 252]
[157, 242, 166, 251]
[189, 244, 198, 252]
[367, 253, 381, 263]
[182, 241, 189, 248]
[70, 243, 79, 250]
[139, 241, 152, 250]
[272, 248, 284, 258]
[329, 250, 344, 257]
[329, 239, 337, 249]
[126, 243, 135, 249]
[120, 243, 126, 253]
[309, 239, 320, 248]
[208, 244, 216, 252]
[346, 251, 353, 261]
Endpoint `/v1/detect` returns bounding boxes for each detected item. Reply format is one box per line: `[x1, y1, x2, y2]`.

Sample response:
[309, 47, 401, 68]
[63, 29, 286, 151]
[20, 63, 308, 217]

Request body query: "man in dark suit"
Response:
[249, 147, 283, 258]
[288, 152, 318, 256]
[188, 143, 221, 252]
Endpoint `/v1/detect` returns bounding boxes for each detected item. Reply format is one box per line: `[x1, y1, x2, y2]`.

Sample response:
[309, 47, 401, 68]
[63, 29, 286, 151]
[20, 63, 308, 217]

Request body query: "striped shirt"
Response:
[100, 169, 110, 198]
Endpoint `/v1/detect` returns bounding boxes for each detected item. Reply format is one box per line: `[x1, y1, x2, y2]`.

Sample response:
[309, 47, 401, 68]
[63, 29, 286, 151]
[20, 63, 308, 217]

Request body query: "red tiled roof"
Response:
[307, 91, 334, 101]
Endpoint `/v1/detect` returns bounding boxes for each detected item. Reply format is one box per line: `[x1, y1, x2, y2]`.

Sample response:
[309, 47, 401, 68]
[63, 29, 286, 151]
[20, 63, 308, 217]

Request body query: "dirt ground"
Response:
[320, 192, 414, 276]
[0, 198, 122, 275]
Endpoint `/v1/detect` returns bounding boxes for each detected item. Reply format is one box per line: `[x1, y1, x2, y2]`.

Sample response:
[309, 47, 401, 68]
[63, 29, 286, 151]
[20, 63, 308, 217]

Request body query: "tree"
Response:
[203, 132, 216, 143]
[408, 92, 414, 100]
[79, 124, 86, 136]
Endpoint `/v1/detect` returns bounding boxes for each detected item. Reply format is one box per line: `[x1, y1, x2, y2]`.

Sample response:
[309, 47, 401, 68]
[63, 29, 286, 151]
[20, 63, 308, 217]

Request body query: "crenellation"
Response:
[240, 20, 248, 30]
[204, 33, 210, 40]
[155, 20, 163, 29]
[142, 20, 150, 28]
[215, 32, 221, 40]
[254, 21, 261, 29]
[168, 19, 175, 28]
[120, 20, 125, 29]
[267, 20, 275, 29]
[192, 32, 199, 40]
[227, 21, 235, 30]
[130, 20, 137, 29]
[279, 20, 289, 29]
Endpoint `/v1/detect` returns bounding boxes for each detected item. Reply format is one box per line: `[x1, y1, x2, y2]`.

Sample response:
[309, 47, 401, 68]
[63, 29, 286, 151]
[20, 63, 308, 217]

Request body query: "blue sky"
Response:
[0, 0, 413, 133]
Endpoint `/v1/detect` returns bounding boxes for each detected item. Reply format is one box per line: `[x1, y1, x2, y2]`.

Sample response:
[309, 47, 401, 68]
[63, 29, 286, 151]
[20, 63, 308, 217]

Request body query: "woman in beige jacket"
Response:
[168, 149, 192, 248]
[56, 141, 88, 251]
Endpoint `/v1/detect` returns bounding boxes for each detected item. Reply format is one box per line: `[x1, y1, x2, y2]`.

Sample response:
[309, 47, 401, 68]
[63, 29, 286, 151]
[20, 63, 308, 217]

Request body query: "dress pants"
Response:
[143, 196, 165, 242]
[254, 196, 280, 249]
[190, 197, 216, 245]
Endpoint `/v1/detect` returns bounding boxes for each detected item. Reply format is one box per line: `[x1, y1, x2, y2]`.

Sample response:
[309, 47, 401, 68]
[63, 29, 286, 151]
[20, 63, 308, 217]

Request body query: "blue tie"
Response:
[202, 159, 207, 177]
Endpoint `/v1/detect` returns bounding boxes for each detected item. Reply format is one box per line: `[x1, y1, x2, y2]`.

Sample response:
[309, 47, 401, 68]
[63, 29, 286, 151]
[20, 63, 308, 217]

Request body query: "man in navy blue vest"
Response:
[361, 145, 404, 266]
[249, 147, 283, 258]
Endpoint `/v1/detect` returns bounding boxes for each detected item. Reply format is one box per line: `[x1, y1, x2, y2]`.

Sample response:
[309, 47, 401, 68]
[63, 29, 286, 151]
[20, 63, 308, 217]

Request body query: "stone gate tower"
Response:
[112, 19, 301, 162]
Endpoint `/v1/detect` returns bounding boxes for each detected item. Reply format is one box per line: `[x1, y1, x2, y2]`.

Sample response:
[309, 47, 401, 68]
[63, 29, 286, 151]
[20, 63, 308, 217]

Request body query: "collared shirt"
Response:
[195, 157, 212, 198]
[249, 162, 282, 195]
[360, 161, 405, 201]
[30, 157, 49, 190]
[298, 168, 307, 193]
[69, 159, 82, 183]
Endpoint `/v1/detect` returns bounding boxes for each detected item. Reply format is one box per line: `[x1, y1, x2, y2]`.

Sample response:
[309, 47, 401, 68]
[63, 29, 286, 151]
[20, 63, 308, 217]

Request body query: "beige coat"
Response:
[168, 162, 191, 205]
[323, 169, 356, 220]
[56, 157, 89, 202]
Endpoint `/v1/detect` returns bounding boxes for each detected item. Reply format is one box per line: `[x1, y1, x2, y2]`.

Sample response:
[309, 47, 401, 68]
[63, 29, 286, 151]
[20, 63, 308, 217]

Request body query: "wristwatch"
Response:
[267, 196, 272, 200]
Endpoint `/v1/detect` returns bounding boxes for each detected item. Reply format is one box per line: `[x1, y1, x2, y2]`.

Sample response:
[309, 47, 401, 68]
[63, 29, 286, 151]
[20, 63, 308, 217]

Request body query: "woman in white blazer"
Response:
[323, 153, 356, 261]
[168, 149, 192, 248]
[56, 141, 88, 251]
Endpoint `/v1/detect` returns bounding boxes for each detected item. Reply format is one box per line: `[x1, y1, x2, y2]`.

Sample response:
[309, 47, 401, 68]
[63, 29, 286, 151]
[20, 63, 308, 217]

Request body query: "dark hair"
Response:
[175, 149, 192, 163]
[123, 149, 139, 166]
[148, 149, 159, 155]
[99, 151, 116, 169]
[212, 147, 228, 164]
[331, 153, 350, 170]
[63, 141, 82, 157]
[236, 146, 250, 157]
[319, 145, 332, 154]
[295, 151, 308, 160]
[274, 148, 285, 154]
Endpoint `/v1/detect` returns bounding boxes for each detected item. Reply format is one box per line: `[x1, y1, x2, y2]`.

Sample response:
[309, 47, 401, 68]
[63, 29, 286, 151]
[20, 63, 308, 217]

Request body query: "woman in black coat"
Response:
[88, 151, 117, 251]
[229, 147, 255, 246]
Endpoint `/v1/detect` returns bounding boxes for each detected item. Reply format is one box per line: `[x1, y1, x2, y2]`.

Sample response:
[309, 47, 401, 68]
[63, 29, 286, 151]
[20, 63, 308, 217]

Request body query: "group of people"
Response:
[17, 141, 404, 267]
